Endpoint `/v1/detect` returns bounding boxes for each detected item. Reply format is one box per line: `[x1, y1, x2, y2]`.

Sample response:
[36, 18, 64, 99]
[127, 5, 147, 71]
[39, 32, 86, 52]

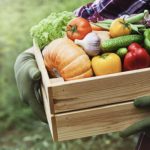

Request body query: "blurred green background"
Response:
[0, 0, 138, 149]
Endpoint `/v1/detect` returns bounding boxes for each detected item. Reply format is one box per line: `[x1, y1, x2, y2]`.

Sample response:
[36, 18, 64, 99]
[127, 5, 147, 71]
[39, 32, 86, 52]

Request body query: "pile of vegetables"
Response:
[31, 10, 150, 81]
[30, 11, 75, 49]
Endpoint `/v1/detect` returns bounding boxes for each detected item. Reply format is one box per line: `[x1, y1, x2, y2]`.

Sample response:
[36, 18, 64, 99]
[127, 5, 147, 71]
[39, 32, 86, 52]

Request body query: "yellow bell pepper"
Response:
[110, 18, 131, 38]
[92, 53, 122, 76]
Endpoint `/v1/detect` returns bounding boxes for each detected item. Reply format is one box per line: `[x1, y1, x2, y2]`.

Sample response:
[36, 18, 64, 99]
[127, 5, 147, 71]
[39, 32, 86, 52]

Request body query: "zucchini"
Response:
[100, 35, 143, 52]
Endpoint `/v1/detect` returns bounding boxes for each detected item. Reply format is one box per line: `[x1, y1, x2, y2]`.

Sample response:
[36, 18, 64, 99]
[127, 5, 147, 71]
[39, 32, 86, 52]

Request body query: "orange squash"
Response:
[42, 38, 93, 80]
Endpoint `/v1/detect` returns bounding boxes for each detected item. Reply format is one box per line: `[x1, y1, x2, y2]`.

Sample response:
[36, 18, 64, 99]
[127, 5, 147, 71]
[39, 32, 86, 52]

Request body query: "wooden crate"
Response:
[34, 40, 150, 141]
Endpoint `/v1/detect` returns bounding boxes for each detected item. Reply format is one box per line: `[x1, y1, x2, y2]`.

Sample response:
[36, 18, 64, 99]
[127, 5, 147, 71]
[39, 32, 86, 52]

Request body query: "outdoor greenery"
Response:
[0, 0, 138, 149]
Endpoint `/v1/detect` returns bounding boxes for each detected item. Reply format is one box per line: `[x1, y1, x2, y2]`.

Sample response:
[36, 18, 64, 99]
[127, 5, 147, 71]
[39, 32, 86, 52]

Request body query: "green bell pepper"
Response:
[144, 29, 150, 54]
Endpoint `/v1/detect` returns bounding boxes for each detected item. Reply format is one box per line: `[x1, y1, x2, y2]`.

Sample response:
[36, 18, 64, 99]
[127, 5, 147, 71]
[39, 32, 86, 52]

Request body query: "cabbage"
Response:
[30, 11, 75, 49]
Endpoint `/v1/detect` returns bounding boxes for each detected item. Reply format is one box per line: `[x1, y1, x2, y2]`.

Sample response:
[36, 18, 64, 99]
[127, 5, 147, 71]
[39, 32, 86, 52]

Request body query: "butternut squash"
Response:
[42, 38, 93, 80]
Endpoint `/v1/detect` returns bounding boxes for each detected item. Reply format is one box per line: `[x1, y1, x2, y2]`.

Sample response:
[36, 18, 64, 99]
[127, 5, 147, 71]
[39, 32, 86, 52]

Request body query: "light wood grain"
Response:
[55, 101, 150, 141]
[34, 40, 150, 141]
[52, 68, 150, 113]
[33, 40, 55, 113]
[41, 85, 58, 141]
[33, 40, 50, 88]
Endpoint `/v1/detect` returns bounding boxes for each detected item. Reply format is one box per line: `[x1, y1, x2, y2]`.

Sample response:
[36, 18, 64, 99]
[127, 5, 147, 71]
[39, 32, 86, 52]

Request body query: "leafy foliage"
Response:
[31, 11, 75, 48]
[0, 0, 138, 149]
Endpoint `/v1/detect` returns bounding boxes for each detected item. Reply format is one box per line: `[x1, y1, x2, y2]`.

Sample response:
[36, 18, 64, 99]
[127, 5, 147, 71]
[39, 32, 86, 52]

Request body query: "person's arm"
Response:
[119, 96, 150, 149]
[120, 96, 150, 138]
[14, 48, 47, 123]
[75, 0, 148, 22]
[135, 132, 150, 150]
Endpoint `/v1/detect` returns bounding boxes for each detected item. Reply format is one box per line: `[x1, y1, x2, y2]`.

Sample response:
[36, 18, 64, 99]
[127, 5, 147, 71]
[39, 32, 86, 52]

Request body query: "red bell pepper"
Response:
[123, 43, 150, 71]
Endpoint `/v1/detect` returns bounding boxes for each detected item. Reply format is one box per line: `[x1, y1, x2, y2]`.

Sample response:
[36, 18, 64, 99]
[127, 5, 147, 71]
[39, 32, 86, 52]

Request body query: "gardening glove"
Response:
[14, 47, 47, 123]
[120, 96, 150, 138]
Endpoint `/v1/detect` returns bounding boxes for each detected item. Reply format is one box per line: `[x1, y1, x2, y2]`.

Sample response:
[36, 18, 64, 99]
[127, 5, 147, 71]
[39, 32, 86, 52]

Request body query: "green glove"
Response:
[120, 96, 150, 138]
[14, 48, 47, 123]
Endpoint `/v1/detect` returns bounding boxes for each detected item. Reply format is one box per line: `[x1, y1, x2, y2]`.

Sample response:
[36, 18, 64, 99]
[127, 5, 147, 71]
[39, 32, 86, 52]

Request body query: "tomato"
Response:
[110, 18, 131, 38]
[92, 53, 122, 76]
[66, 17, 92, 41]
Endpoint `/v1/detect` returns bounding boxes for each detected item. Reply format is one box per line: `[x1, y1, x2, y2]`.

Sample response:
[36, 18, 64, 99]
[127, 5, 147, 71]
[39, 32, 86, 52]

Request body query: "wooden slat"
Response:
[41, 85, 58, 141]
[55, 101, 150, 141]
[33, 40, 55, 114]
[33, 40, 65, 114]
[34, 40, 150, 142]
[52, 68, 150, 113]
[33, 40, 51, 89]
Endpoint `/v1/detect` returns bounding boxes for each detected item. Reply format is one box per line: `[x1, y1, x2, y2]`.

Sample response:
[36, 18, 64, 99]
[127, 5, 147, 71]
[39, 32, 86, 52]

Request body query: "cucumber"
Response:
[117, 48, 128, 58]
[100, 35, 144, 52]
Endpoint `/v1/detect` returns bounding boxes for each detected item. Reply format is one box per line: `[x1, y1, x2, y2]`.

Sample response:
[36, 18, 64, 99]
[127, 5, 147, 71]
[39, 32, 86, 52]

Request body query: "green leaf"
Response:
[130, 24, 139, 33]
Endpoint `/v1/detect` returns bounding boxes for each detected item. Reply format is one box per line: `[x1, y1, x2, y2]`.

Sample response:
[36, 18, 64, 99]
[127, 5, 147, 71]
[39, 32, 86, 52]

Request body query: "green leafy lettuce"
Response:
[30, 11, 75, 49]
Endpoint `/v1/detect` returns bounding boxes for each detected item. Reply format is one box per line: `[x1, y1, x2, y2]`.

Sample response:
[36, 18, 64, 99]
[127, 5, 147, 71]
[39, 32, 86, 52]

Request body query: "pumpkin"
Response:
[42, 38, 93, 80]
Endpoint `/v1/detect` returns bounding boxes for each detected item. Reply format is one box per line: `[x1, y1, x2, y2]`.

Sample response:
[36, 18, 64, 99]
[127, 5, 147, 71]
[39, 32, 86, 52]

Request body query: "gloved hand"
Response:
[120, 96, 150, 137]
[14, 47, 47, 123]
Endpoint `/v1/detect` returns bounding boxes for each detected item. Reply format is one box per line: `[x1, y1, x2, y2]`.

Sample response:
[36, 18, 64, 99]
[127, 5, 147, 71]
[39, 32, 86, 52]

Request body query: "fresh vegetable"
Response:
[94, 31, 110, 43]
[94, 19, 113, 30]
[128, 43, 141, 51]
[30, 11, 75, 49]
[66, 17, 92, 41]
[93, 10, 149, 31]
[130, 24, 146, 33]
[93, 22, 110, 30]
[75, 32, 100, 57]
[100, 34, 143, 52]
[92, 53, 122, 76]
[117, 48, 128, 58]
[42, 38, 93, 80]
[125, 10, 149, 23]
[90, 23, 105, 31]
[144, 29, 150, 53]
[110, 18, 131, 37]
[123, 43, 150, 71]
